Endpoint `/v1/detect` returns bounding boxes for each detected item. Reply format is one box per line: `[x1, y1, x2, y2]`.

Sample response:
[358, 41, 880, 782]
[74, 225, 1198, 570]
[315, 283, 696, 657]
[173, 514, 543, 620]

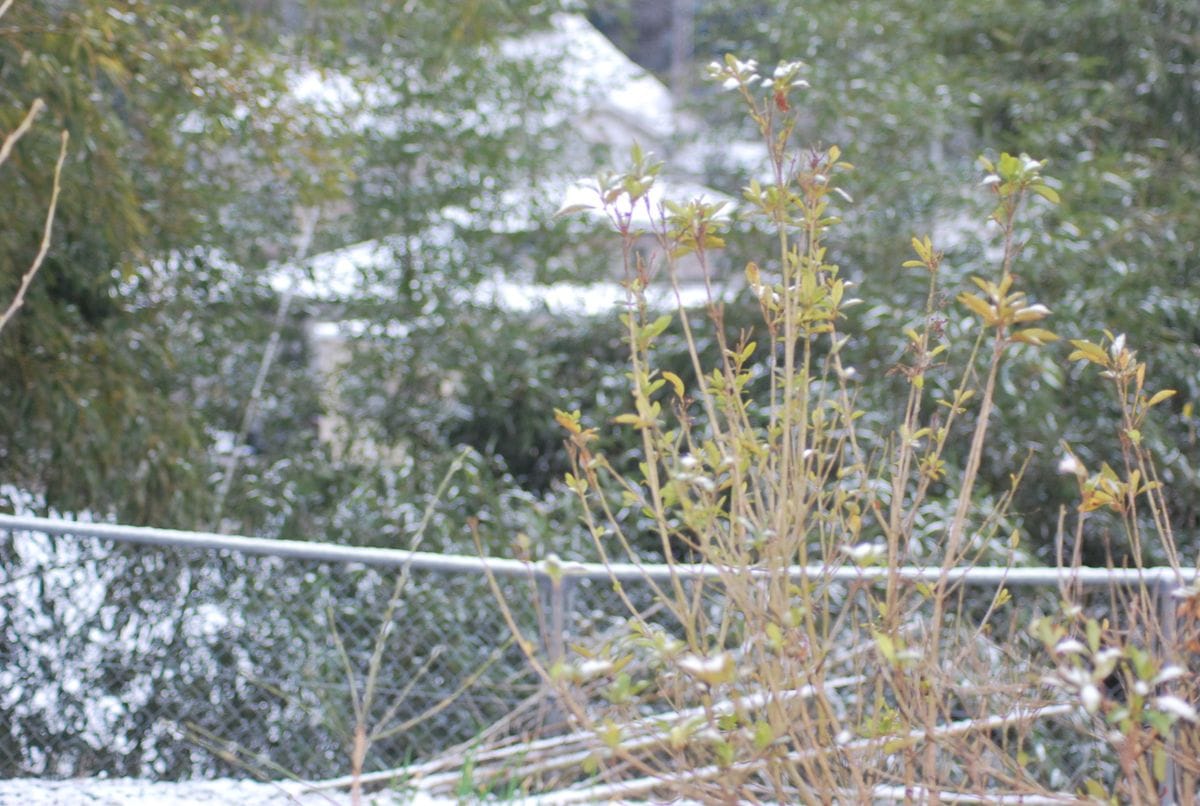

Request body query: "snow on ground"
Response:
[0, 778, 450, 805]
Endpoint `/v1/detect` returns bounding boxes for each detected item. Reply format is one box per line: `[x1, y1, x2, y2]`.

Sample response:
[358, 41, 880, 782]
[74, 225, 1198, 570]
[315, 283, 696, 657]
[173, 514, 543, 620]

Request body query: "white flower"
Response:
[1058, 667, 1090, 688]
[678, 652, 735, 685]
[1081, 683, 1102, 714]
[1057, 454, 1081, 475]
[840, 542, 887, 563]
[1110, 333, 1126, 358]
[1053, 638, 1088, 656]
[578, 660, 614, 679]
[1154, 696, 1198, 723]
[1092, 648, 1122, 679]
[1153, 665, 1186, 685]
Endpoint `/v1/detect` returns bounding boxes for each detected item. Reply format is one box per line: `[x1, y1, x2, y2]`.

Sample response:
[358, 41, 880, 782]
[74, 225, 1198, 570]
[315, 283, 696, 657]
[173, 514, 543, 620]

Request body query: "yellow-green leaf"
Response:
[753, 720, 774, 750]
[1068, 340, 1109, 365]
[1033, 184, 1061, 204]
[1010, 327, 1059, 345]
[1147, 389, 1177, 408]
[554, 408, 581, 434]
[957, 292, 995, 321]
[745, 261, 760, 286]
[873, 630, 896, 664]
[662, 371, 685, 398]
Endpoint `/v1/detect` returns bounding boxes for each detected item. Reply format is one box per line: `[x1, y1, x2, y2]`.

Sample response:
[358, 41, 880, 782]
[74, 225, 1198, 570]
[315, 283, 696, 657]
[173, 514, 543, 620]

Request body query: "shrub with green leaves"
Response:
[488, 56, 1199, 802]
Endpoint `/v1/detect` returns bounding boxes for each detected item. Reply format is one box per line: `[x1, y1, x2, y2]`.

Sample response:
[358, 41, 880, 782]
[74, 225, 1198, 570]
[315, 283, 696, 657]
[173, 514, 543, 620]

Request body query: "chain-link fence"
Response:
[0, 515, 558, 781]
[0, 514, 1195, 789]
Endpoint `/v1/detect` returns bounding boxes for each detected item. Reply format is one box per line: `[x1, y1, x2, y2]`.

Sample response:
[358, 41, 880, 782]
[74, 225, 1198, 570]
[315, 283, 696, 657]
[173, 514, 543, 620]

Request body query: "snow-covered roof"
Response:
[271, 14, 738, 310]
[499, 12, 676, 148]
[269, 230, 459, 300]
[307, 276, 733, 343]
[271, 171, 736, 304]
[288, 13, 676, 150]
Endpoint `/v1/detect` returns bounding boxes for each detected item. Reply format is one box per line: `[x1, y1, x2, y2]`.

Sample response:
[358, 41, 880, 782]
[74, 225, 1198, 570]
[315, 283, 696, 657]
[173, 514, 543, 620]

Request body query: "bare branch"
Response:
[0, 128, 69, 337]
[0, 97, 45, 167]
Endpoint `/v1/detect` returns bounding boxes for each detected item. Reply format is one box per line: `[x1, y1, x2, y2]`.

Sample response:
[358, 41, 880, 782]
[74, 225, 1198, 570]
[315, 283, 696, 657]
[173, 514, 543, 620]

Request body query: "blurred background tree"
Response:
[2, 0, 1196, 564]
[590, 0, 1200, 561]
[0, 0, 348, 525]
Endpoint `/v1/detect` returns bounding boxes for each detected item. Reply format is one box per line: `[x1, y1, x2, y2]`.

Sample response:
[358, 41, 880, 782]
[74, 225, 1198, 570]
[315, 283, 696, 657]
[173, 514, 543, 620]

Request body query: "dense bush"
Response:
[481, 58, 1200, 802]
[668, 0, 1200, 559]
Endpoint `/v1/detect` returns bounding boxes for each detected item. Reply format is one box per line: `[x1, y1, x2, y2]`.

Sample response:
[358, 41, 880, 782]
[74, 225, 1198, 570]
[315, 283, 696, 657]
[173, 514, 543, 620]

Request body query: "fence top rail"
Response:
[1, 513, 1194, 590]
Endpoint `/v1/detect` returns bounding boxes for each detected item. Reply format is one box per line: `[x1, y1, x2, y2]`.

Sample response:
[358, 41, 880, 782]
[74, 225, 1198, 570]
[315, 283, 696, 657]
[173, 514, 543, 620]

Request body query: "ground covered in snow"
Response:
[0, 778, 448, 805]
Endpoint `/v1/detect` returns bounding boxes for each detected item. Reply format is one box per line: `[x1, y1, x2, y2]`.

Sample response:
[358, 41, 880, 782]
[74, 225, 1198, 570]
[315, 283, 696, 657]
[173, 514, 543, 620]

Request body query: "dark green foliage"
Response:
[677, 0, 1200, 558]
[4, 0, 1196, 554]
[0, 1, 332, 526]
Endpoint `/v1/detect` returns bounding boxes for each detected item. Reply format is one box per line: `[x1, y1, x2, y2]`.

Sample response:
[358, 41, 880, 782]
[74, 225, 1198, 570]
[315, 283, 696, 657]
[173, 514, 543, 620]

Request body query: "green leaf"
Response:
[1087, 619, 1101, 652]
[662, 371, 685, 398]
[1068, 340, 1109, 365]
[1032, 184, 1061, 204]
[645, 314, 672, 340]
[873, 630, 896, 664]
[1010, 327, 1059, 346]
[753, 720, 774, 750]
[1153, 746, 1168, 782]
[957, 291, 995, 321]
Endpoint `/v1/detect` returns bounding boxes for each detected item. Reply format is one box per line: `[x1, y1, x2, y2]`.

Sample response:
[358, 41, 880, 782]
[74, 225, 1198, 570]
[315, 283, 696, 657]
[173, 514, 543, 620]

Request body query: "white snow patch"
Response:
[469, 275, 725, 316]
[0, 778, 451, 805]
[287, 13, 676, 150]
[498, 12, 676, 147]
[269, 227, 458, 300]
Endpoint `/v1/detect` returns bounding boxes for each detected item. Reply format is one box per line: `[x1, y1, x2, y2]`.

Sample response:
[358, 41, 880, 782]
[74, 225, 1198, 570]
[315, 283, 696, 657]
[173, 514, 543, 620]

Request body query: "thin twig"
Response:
[211, 206, 319, 531]
[544, 703, 1074, 803]
[0, 96, 43, 167]
[0, 124, 68, 338]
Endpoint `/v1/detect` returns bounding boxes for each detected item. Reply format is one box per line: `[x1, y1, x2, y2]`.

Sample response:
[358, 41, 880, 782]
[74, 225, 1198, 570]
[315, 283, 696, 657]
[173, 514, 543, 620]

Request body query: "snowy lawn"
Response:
[0, 778, 450, 805]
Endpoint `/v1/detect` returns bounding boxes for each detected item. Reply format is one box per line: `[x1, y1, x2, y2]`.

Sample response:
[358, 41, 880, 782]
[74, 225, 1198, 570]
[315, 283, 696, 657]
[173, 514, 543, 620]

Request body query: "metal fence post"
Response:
[1158, 577, 1180, 805]
[536, 571, 576, 734]
[537, 572, 575, 666]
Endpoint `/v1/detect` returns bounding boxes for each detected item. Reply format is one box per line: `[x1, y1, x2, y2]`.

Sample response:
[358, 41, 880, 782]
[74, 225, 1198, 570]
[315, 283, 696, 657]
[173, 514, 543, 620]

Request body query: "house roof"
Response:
[288, 13, 676, 149]
[271, 14, 738, 306]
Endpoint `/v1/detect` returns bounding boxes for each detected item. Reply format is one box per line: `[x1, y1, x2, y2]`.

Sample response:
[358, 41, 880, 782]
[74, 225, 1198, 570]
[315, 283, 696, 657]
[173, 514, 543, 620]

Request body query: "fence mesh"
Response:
[0, 525, 545, 781]
[1, 517, 1194, 795]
